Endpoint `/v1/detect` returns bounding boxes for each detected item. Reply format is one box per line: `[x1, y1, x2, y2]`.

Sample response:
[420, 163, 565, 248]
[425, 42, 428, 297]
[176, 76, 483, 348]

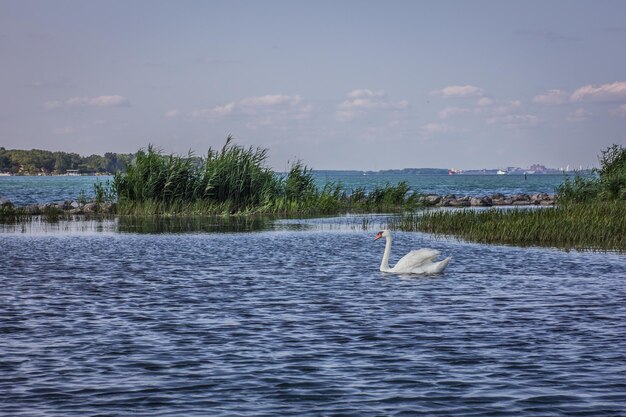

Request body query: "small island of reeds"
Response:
[110, 136, 418, 216]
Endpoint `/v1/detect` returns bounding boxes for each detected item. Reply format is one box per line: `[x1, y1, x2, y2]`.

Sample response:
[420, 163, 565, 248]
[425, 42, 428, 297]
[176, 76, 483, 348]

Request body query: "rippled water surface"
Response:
[2, 217, 625, 416]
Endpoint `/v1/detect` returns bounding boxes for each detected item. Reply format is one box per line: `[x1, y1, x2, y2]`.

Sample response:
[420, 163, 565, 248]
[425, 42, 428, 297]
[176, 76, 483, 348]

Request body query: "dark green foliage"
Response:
[356, 181, 412, 211]
[113, 138, 319, 215]
[93, 180, 116, 204]
[0, 147, 131, 175]
[111, 138, 420, 216]
[284, 161, 317, 201]
[199, 136, 278, 211]
[557, 144, 626, 203]
[349, 187, 367, 205]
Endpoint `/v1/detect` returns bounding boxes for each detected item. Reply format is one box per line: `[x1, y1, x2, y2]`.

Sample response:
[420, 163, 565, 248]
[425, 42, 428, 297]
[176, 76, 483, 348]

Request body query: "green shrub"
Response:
[557, 144, 626, 203]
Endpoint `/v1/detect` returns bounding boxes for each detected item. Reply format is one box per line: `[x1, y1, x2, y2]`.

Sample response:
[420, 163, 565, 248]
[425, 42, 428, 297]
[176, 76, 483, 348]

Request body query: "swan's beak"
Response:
[374, 232, 383, 241]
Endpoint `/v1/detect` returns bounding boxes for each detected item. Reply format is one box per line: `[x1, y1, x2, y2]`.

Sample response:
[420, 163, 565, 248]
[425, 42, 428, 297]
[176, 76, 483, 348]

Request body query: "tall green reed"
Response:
[394, 202, 626, 252]
[557, 144, 626, 203]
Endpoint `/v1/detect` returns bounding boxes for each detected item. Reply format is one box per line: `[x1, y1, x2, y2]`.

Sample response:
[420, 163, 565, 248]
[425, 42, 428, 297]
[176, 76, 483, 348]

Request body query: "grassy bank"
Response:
[393, 144, 626, 252]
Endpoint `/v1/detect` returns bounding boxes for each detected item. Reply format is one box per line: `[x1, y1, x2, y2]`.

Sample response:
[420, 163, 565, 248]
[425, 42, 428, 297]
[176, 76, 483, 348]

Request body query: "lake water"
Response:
[0, 173, 570, 206]
[2, 174, 623, 416]
[1, 214, 625, 416]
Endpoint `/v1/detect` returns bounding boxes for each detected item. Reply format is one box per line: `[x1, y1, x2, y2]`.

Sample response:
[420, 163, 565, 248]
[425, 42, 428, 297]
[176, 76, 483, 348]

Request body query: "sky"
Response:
[1, 0, 626, 170]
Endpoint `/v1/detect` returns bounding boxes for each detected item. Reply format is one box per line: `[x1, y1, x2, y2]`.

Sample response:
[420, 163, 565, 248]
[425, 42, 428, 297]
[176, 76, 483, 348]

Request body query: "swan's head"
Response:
[374, 229, 390, 241]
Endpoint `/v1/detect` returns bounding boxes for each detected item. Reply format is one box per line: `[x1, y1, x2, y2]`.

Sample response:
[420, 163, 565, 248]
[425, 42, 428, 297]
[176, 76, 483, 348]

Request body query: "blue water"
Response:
[0, 176, 114, 206]
[1, 216, 625, 416]
[314, 171, 567, 197]
[0, 173, 568, 206]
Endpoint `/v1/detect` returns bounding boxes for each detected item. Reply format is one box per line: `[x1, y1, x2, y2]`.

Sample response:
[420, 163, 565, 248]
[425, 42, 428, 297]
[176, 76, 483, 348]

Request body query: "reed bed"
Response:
[390, 144, 626, 252]
[393, 202, 626, 251]
[111, 137, 418, 216]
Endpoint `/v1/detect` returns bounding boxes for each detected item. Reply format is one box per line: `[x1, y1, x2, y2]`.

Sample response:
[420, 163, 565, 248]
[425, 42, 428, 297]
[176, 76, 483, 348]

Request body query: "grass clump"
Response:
[111, 136, 420, 216]
[113, 136, 280, 215]
[557, 144, 626, 203]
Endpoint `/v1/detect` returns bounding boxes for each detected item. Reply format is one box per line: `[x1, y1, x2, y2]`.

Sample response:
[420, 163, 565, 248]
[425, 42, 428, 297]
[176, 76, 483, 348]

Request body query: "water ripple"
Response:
[1, 230, 625, 416]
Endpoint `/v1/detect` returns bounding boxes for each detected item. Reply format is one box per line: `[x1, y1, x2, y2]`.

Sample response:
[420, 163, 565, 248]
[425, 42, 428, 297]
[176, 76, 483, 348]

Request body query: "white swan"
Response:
[374, 229, 451, 275]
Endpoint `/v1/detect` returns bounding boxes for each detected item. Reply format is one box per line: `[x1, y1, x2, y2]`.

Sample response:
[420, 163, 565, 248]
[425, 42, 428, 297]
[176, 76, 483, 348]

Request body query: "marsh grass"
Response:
[0, 206, 29, 223]
[0, 205, 66, 223]
[389, 144, 626, 252]
[111, 137, 418, 216]
[393, 202, 626, 251]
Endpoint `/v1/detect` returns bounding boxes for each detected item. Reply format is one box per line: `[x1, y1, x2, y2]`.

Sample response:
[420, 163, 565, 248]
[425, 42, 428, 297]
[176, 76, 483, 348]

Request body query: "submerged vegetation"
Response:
[395, 144, 626, 251]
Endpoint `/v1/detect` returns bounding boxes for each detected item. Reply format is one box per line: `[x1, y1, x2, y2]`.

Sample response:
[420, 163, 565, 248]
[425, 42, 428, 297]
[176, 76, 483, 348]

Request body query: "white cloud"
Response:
[336, 109, 363, 122]
[164, 109, 180, 118]
[346, 89, 386, 99]
[67, 95, 130, 107]
[438, 107, 469, 119]
[211, 102, 237, 116]
[487, 114, 539, 128]
[476, 97, 493, 106]
[192, 102, 236, 118]
[245, 104, 312, 130]
[474, 99, 524, 119]
[45, 95, 130, 109]
[336, 90, 408, 121]
[532, 89, 569, 105]
[192, 94, 301, 119]
[568, 108, 591, 122]
[420, 122, 450, 135]
[44, 100, 63, 109]
[239, 94, 301, 107]
[571, 81, 626, 102]
[191, 94, 311, 131]
[430, 85, 484, 98]
[491, 100, 522, 115]
[611, 104, 626, 117]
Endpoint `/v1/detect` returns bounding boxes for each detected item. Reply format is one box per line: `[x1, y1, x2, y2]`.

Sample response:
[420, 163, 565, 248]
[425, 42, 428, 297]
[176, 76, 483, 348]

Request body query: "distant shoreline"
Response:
[0, 170, 582, 177]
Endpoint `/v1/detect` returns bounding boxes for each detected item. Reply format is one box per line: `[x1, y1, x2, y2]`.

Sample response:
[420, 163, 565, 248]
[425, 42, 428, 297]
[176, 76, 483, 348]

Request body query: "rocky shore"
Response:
[0, 192, 556, 216]
[0, 198, 117, 215]
[417, 192, 556, 207]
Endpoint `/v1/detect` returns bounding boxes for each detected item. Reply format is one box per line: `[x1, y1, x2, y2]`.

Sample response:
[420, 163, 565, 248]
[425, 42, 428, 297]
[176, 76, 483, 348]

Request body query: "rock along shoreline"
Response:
[0, 198, 117, 215]
[0, 192, 556, 216]
[417, 192, 556, 207]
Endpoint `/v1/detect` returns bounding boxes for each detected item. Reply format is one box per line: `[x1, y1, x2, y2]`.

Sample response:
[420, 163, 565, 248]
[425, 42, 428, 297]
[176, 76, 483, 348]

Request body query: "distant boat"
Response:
[0, 172, 12, 176]
[448, 168, 462, 175]
[496, 169, 507, 175]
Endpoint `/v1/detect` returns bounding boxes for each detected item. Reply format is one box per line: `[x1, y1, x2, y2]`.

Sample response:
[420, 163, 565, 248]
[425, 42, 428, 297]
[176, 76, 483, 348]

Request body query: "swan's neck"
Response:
[380, 235, 392, 272]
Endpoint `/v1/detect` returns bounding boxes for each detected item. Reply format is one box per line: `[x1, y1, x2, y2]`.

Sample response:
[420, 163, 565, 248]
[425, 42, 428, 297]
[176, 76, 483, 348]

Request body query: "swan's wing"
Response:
[393, 248, 440, 271]
[410, 256, 452, 275]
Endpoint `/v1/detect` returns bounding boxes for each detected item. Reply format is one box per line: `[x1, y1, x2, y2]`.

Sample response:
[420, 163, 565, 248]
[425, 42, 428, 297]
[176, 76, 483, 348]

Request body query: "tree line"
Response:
[0, 147, 133, 175]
